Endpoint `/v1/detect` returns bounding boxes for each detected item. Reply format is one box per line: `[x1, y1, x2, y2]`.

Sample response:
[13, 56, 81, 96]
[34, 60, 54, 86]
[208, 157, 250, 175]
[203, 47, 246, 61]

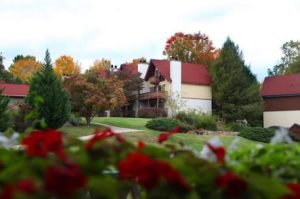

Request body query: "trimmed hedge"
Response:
[175, 112, 217, 131]
[238, 127, 275, 143]
[146, 118, 179, 131]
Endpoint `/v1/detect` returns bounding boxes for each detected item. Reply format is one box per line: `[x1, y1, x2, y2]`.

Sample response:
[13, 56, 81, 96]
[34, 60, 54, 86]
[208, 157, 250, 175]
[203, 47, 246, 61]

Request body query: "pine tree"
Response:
[26, 50, 71, 129]
[0, 89, 9, 131]
[211, 38, 262, 125]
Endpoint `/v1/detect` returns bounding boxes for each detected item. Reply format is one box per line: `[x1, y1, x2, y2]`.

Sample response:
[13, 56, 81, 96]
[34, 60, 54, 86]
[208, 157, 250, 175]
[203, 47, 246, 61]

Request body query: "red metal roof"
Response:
[120, 63, 138, 74]
[145, 59, 211, 85]
[261, 73, 300, 97]
[0, 83, 29, 97]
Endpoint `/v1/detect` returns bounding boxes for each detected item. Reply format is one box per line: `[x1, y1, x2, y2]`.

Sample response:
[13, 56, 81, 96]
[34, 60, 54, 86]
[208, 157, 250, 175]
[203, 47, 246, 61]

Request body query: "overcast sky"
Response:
[1, 0, 300, 81]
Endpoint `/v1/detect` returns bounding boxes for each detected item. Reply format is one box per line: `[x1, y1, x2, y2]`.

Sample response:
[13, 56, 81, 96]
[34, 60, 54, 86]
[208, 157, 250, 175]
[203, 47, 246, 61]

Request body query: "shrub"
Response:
[238, 127, 275, 143]
[175, 111, 194, 125]
[10, 103, 33, 133]
[146, 118, 179, 131]
[193, 114, 217, 131]
[138, 108, 167, 118]
[68, 113, 82, 126]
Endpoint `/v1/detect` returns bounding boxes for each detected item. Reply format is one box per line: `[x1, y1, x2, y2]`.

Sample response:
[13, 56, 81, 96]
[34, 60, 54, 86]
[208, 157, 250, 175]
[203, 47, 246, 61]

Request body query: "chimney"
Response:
[137, 62, 149, 79]
[170, 60, 182, 96]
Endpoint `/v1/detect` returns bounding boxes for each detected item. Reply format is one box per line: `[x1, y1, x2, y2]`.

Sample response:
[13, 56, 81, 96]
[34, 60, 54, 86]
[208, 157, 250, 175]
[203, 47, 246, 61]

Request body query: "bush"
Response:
[10, 103, 33, 133]
[238, 127, 275, 143]
[175, 111, 194, 125]
[146, 118, 179, 131]
[193, 114, 217, 131]
[138, 108, 167, 118]
[68, 114, 82, 126]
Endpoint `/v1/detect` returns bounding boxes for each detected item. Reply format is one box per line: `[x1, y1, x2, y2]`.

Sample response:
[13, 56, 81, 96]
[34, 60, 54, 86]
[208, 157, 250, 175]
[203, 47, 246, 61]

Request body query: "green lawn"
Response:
[92, 117, 151, 130]
[60, 123, 106, 137]
[92, 117, 262, 150]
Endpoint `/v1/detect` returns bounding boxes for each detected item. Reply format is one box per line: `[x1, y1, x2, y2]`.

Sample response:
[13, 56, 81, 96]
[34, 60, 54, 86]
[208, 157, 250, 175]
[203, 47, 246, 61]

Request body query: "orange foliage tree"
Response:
[63, 71, 126, 125]
[10, 57, 41, 83]
[54, 55, 80, 77]
[163, 32, 219, 67]
[89, 58, 111, 72]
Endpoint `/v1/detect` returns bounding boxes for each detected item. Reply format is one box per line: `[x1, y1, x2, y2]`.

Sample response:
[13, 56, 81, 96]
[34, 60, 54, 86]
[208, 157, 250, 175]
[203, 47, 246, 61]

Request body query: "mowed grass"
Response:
[92, 117, 151, 130]
[92, 117, 262, 150]
[60, 123, 106, 137]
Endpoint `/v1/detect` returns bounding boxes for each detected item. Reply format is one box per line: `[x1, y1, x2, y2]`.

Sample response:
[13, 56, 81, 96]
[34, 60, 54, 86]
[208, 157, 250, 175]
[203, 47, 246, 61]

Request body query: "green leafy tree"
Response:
[0, 53, 21, 83]
[268, 40, 300, 75]
[211, 38, 263, 126]
[26, 50, 71, 129]
[0, 89, 9, 131]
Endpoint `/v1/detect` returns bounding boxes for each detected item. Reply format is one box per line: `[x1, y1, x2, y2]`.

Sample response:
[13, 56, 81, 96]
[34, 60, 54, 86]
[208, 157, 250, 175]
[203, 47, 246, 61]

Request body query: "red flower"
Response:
[207, 143, 226, 164]
[22, 129, 65, 159]
[216, 171, 247, 198]
[281, 183, 300, 199]
[137, 140, 145, 149]
[118, 152, 190, 192]
[15, 179, 36, 194]
[44, 161, 87, 197]
[85, 128, 124, 150]
[158, 127, 180, 144]
[0, 179, 36, 199]
[0, 185, 14, 199]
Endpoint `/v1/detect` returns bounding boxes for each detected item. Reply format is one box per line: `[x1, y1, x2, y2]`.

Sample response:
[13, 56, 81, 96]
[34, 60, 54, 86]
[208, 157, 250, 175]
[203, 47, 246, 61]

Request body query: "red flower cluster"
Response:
[216, 171, 247, 198]
[158, 127, 181, 144]
[281, 183, 300, 199]
[85, 128, 124, 150]
[118, 152, 190, 192]
[207, 143, 226, 164]
[0, 178, 36, 199]
[44, 161, 87, 197]
[22, 129, 65, 159]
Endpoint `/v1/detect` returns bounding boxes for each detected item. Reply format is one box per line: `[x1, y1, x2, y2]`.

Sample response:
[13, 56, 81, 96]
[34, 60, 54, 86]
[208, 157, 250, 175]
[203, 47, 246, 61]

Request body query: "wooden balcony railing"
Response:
[139, 91, 167, 100]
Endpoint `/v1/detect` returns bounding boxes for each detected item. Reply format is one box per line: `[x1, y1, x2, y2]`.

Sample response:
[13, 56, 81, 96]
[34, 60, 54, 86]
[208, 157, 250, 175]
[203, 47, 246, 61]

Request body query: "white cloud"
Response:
[0, 0, 299, 81]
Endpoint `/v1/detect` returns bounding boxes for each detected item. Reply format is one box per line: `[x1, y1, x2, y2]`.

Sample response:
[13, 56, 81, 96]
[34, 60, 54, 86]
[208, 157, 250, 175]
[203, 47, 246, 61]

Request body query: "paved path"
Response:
[79, 122, 142, 141]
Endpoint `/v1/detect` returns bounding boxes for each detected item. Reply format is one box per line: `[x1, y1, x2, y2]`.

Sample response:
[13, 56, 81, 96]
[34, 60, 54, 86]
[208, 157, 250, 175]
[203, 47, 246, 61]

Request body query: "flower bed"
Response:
[0, 128, 299, 198]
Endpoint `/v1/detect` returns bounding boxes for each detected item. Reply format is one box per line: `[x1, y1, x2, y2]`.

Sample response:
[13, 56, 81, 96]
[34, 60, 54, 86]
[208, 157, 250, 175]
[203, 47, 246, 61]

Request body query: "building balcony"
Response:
[149, 76, 160, 85]
[139, 91, 167, 100]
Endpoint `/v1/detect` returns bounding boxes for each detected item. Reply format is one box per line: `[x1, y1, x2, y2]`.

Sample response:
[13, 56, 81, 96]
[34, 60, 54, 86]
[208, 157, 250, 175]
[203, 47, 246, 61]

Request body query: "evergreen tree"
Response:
[0, 89, 9, 131]
[211, 38, 263, 126]
[26, 50, 71, 129]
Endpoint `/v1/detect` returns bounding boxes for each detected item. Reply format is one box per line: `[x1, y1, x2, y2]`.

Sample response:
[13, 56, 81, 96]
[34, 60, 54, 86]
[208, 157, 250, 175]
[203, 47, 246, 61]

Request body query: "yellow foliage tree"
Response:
[10, 59, 41, 83]
[54, 55, 80, 77]
[89, 58, 111, 72]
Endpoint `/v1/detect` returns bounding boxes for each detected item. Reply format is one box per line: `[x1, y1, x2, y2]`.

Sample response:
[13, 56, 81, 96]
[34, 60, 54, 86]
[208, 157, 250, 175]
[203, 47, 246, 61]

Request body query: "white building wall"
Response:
[168, 60, 182, 117]
[264, 111, 300, 128]
[181, 98, 212, 113]
[138, 63, 151, 94]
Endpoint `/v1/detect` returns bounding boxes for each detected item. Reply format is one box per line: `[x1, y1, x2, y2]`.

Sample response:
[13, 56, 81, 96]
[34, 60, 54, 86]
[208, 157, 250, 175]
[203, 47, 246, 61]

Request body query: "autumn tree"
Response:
[163, 32, 218, 67]
[54, 55, 80, 77]
[9, 55, 41, 83]
[268, 40, 300, 75]
[89, 58, 111, 72]
[63, 71, 126, 125]
[26, 50, 71, 129]
[211, 38, 263, 126]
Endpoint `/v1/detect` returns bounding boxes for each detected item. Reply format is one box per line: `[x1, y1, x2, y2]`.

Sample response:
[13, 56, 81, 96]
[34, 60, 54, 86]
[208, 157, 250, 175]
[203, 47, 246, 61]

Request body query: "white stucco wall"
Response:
[181, 98, 212, 113]
[263, 111, 300, 128]
[137, 63, 148, 79]
[170, 61, 181, 96]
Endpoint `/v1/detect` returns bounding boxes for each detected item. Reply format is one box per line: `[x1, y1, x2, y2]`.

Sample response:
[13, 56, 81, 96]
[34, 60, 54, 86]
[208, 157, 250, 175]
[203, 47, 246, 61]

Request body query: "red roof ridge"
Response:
[145, 59, 211, 85]
[261, 73, 300, 97]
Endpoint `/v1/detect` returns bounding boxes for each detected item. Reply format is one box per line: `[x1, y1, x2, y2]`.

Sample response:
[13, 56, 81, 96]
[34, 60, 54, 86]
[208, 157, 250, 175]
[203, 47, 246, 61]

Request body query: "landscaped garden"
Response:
[1, 41, 300, 199]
